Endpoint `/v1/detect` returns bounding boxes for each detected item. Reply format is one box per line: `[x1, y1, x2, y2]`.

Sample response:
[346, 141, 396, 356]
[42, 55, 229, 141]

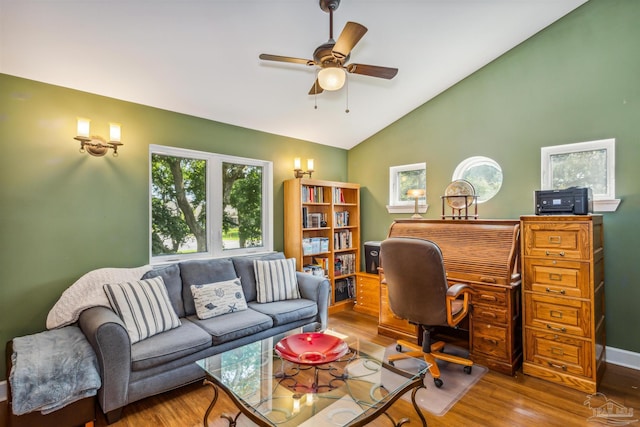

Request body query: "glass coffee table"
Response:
[196, 327, 429, 427]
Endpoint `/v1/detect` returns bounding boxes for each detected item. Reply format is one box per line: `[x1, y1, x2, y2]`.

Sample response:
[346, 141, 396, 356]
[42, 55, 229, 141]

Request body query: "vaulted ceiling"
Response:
[0, 0, 587, 149]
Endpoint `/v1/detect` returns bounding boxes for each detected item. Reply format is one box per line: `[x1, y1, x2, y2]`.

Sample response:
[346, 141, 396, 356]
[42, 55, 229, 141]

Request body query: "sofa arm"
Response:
[78, 306, 131, 418]
[296, 272, 330, 331]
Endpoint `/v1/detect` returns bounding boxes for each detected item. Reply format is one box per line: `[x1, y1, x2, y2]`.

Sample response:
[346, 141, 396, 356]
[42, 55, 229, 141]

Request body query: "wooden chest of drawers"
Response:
[521, 215, 605, 393]
[354, 272, 380, 317]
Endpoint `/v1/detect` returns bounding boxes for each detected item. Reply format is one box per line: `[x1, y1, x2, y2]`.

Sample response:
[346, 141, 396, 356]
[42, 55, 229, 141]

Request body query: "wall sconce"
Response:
[74, 118, 123, 157]
[407, 188, 426, 219]
[294, 158, 314, 178]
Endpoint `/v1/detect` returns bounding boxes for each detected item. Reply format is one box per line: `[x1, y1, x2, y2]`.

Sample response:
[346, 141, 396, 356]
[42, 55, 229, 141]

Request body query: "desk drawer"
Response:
[524, 329, 591, 377]
[473, 305, 508, 324]
[472, 285, 507, 308]
[523, 222, 590, 260]
[524, 294, 591, 338]
[472, 321, 508, 359]
[524, 259, 590, 298]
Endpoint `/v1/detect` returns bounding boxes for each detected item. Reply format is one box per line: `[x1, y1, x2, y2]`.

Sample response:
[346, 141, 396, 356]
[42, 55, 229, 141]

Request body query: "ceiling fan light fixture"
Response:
[318, 67, 346, 91]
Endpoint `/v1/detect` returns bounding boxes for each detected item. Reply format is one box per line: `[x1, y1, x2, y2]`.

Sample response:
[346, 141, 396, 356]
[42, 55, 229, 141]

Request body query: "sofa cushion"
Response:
[179, 258, 237, 316]
[130, 318, 212, 371]
[186, 309, 273, 345]
[254, 258, 300, 303]
[248, 299, 318, 327]
[231, 252, 285, 302]
[142, 263, 185, 317]
[104, 277, 181, 344]
[191, 278, 248, 320]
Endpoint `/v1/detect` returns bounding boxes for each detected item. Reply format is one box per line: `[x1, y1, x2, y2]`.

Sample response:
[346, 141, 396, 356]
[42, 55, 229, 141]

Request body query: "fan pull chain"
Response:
[314, 71, 319, 110]
[345, 73, 350, 113]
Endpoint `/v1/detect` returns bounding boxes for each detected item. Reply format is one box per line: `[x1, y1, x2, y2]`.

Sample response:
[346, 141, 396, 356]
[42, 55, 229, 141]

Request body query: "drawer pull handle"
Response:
[551, 347, 564, 355]
[550, 310, 563, 319]
[548, 236, 562, 244]
[481, 311, 497, 318]
[545, 287, 566, 295]
[483, 337, 499, 345]
[548, 273, 563, 281]
[480, 294, 497, 302]
[548, 362, 568, 371]
[546, 324, 567, 333]
[480, 276, 496, 284]
[545, 251, 565, 257]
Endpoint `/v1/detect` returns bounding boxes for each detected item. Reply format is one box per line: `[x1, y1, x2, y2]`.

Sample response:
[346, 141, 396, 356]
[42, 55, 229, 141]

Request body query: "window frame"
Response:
[386, 162, 427, 214]
[149, 144, 273, 264]
[452, 156, 503, 204]
[541, 138, 619, 212]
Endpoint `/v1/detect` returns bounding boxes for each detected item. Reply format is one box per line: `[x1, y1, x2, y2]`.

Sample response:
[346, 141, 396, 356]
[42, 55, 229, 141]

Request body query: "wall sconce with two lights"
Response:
[74, 118, 123, 157]
[293, 158, 314, 178]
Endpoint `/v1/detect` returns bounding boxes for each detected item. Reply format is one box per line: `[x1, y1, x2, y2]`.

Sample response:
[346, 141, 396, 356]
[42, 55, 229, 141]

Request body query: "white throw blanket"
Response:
[46, 265, 152, 329]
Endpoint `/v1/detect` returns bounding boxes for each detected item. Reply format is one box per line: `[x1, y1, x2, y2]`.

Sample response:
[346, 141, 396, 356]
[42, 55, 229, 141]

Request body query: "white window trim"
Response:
[149, 144, 273, 264]
[386, 162, 428, 214]
[541, 138, 620, 212]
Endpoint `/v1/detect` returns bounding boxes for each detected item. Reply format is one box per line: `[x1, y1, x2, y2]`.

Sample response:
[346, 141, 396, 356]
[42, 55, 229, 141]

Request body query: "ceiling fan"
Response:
[259, 0, 398, 95]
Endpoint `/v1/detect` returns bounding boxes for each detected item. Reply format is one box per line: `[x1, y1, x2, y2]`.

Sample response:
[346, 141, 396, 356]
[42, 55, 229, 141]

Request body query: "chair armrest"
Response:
[296, 272, 330, 331]
[78, 306, 131, 415]
[446, 283, 472, 326]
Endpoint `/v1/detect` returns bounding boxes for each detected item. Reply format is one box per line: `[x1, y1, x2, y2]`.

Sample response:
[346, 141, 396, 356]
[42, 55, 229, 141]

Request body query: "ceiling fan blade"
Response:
[346, 63, 398, 80]
[332, 22, 368, 60]
[308, 79, 324, 95]
[259, 54, 314, 66]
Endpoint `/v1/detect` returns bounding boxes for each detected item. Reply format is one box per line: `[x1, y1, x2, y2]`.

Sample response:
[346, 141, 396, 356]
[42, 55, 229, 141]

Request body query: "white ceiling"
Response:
[1, 0, 587, 150]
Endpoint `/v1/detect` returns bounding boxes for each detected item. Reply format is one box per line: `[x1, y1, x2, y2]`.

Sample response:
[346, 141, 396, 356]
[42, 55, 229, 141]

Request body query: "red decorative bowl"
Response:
[275, 333, 349, 365]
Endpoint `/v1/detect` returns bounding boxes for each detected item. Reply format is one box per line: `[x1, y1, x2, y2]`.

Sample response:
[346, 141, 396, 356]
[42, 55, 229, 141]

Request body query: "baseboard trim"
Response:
[606, 345, 640, 370]
[0, 346, 636, 404]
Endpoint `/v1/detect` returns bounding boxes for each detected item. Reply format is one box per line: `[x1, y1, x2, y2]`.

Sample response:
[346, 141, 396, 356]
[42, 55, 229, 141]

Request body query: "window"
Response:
[452, 156, 503, 203]
[150, 145, 273, 263]
[387, 163, 427, 213]
[541, 138, 619, 212]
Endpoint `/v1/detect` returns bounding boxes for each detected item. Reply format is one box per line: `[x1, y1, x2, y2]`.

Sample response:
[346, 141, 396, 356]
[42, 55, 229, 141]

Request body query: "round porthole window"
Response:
[452, 156, 503, 203]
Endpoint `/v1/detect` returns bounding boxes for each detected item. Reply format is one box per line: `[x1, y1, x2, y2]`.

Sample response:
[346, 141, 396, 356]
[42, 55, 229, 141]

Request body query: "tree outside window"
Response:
[150, 146, 272, 262]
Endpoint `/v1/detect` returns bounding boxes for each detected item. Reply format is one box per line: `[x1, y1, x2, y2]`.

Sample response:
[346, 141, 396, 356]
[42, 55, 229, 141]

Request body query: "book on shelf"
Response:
[303, 264, 325, 277]
[334, 211, 350, 227]
[334, 253, 356, 276]
[333, 187, 346, 203]
[333, 230, 352, 250]
[334, 276, 355, 302]
[301, 185, 325, 203]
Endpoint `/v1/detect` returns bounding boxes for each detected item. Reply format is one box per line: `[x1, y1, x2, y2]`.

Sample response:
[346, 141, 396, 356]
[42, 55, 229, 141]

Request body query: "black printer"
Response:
[535, 187, 592, 215]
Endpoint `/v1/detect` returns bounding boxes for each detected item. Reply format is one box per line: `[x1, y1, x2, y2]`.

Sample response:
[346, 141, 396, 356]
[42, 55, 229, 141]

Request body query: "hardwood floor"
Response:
[4, 310, 640, 426]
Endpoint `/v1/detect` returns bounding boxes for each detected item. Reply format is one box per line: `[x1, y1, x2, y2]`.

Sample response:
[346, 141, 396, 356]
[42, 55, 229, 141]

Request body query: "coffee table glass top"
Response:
[196, 327, 429, 427]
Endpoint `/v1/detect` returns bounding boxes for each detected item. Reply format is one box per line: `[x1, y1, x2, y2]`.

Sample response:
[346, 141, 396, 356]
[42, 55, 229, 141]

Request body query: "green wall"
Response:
[0, 74, 347, 379]
[349, 0, 640, 354]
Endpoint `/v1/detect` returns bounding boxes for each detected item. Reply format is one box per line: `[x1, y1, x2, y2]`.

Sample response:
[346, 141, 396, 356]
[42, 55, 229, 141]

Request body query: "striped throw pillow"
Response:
[254, 258, 300, 303]
[104, 276, 181, 344]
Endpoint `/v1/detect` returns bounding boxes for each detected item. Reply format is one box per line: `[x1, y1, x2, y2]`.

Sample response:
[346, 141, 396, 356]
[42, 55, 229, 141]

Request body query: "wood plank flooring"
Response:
[4, 310, 640, 426]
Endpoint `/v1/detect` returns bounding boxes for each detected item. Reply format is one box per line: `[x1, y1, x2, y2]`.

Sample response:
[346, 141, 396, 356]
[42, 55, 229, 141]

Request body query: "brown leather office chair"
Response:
[380, 237, 473, 388]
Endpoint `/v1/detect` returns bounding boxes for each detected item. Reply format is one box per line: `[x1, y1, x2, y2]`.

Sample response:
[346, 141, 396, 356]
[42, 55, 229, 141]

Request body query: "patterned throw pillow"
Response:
[190, 278, 248, 320]
[254, 258, 300, 303]
[104, 276, 181, 344]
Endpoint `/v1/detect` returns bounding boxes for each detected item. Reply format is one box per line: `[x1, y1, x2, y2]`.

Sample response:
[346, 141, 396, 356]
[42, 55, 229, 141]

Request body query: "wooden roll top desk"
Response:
[378, 219, 522, 375]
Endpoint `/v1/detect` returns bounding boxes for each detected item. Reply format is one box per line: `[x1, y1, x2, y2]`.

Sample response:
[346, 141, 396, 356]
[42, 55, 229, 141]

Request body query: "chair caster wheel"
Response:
[434, 378, 444, 388]
[389, 360, 395, 366]
[464, 366, 472, 374]
[396, 344, 402, 352]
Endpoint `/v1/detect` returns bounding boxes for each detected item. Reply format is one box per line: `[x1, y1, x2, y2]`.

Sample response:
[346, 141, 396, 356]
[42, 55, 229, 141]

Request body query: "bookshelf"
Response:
[284, 178, 360, 313]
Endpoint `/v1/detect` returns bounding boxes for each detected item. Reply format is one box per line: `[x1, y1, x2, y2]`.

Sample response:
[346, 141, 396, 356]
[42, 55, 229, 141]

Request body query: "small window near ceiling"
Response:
[541, 138, 619, 212]
[452, 156, 503, 203]
[387, 163, 427, 213]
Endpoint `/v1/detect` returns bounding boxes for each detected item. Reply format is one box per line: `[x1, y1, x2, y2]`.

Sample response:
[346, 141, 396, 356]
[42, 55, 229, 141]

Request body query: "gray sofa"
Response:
[78, 252, 329, 424]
